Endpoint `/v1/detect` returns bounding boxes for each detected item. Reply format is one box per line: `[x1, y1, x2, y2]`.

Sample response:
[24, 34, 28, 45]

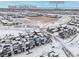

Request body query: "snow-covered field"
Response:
[0, 12, 79, 57]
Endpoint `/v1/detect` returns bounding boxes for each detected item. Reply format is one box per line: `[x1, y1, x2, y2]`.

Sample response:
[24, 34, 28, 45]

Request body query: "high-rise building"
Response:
[8, 5, 37, 9]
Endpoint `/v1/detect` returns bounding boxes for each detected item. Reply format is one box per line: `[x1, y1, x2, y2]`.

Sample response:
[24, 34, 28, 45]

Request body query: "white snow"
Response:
[0, 12, 79, 57]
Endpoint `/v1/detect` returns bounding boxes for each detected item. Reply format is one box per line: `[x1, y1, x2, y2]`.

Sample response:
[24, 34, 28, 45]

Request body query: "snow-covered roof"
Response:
[1, 20, 9, 23]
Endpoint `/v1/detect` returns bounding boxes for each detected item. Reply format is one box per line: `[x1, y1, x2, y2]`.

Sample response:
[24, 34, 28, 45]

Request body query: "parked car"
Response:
[0, 44, 12, 57]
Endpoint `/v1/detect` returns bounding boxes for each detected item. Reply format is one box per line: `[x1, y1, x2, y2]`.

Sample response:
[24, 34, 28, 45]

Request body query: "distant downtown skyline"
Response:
[0, 1, 79, 9]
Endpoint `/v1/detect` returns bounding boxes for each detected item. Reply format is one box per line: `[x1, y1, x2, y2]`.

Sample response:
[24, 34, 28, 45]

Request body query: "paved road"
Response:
[67, 34, 78, 43]
[53, 36, 75, 57]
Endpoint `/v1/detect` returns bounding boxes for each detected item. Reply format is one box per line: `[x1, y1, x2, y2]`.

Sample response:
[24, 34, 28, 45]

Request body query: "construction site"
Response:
[0, 1, 79, 57]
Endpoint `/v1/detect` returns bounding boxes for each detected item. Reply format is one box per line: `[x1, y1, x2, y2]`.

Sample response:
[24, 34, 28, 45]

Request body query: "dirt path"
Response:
[27, 16, 58, 24]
